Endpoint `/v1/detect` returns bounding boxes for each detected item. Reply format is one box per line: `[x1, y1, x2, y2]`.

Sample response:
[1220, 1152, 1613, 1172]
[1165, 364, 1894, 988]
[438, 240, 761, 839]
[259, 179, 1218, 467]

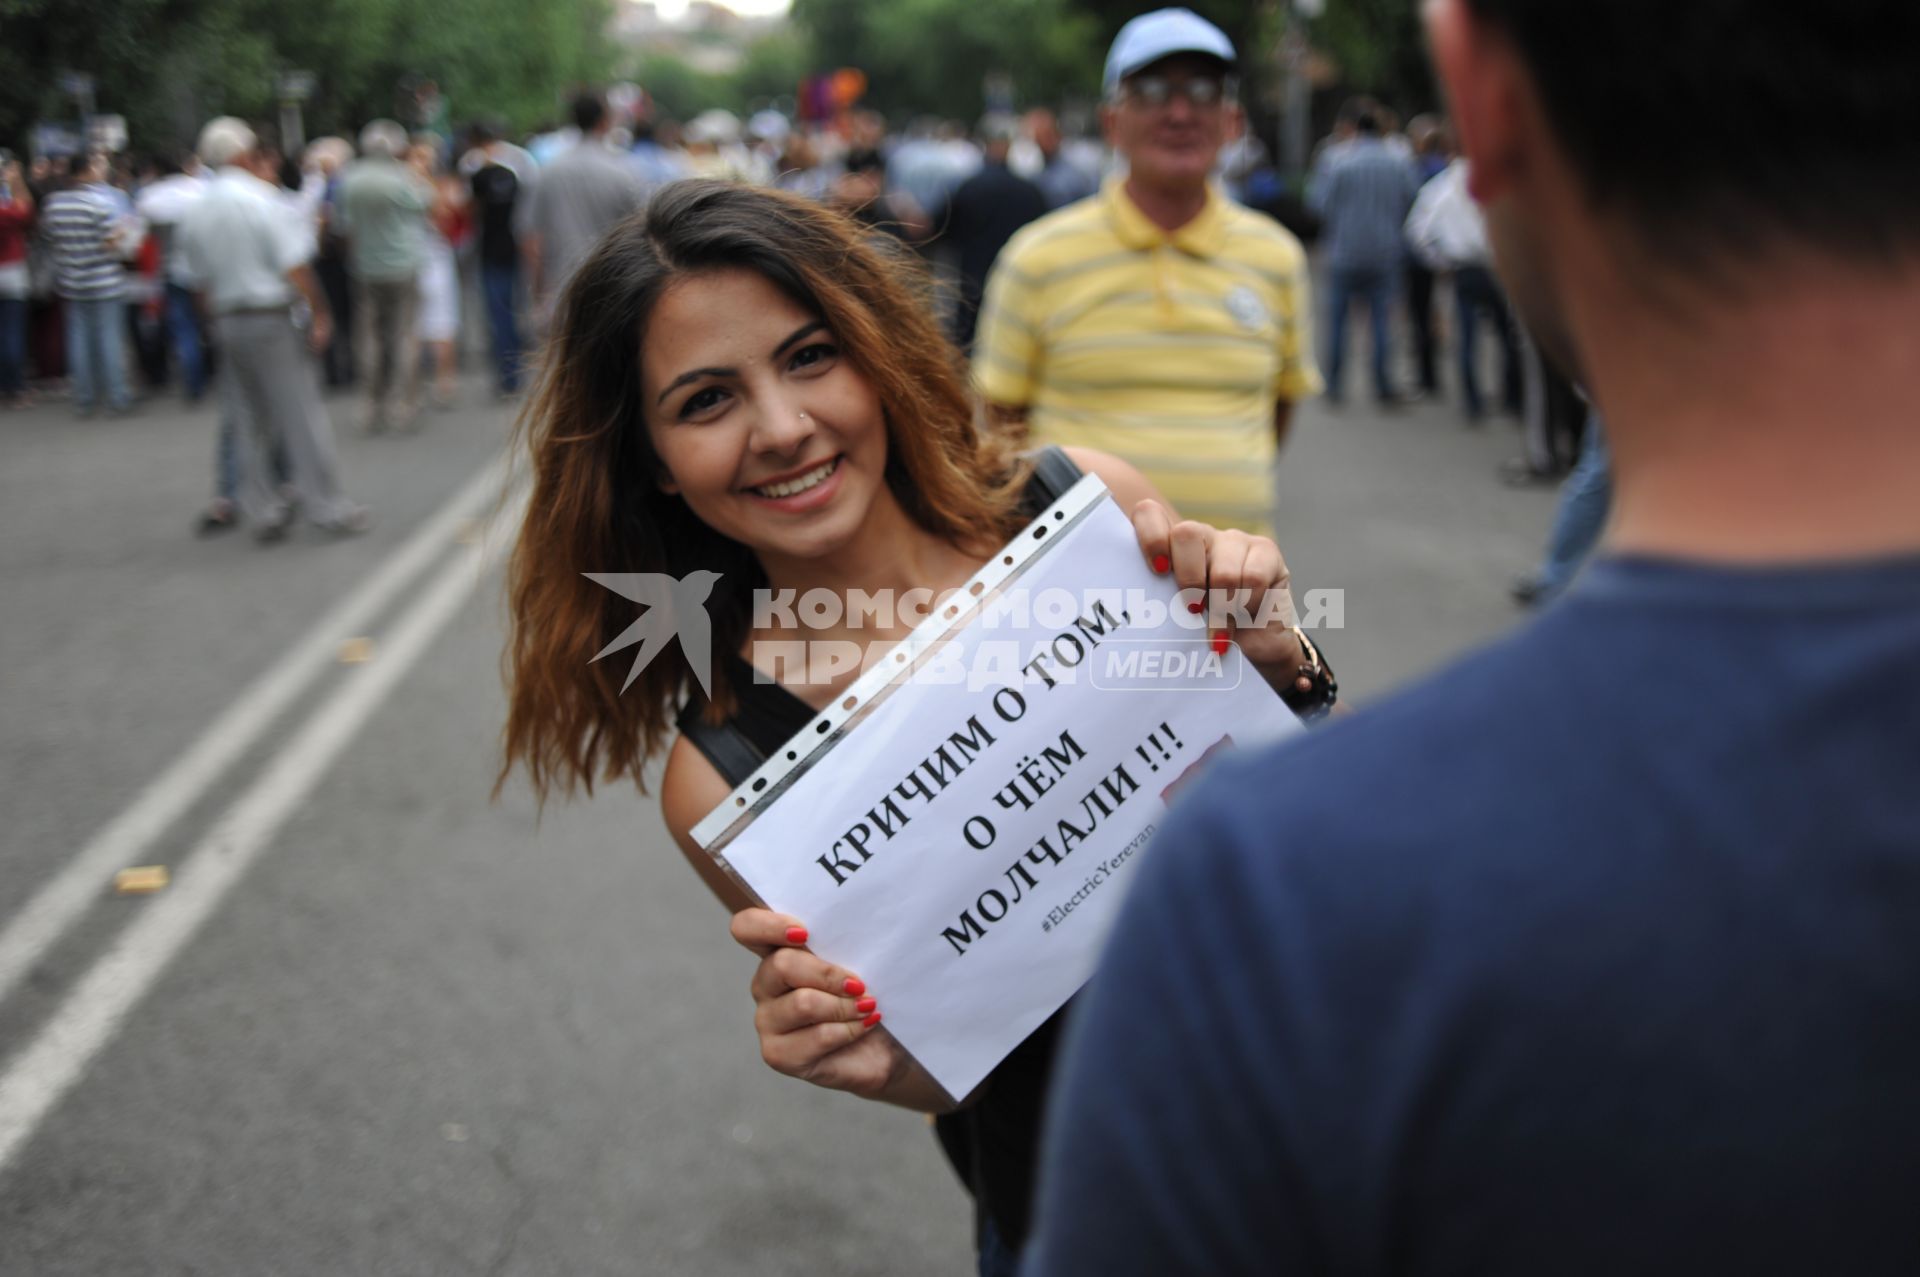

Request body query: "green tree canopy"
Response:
[1, 0, 612, 157]
[790, 0, 1105, 122]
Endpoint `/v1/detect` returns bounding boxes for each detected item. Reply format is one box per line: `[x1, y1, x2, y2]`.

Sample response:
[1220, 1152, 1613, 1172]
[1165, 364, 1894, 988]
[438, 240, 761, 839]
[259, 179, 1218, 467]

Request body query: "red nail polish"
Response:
[1211, 632, 1230, 656]
[1151, 554, 1170, 574]
[855, 996, 877, 1014]
[843, 977, 866, 996]
[1187, 600, 1204, 614]
[862, 1011, 883, 1028]
[785, 926, 808, 944]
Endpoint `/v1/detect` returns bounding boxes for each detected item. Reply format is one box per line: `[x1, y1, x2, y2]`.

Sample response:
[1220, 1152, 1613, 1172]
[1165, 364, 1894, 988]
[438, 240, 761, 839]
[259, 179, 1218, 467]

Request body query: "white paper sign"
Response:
[697, 479, 1301, 1098]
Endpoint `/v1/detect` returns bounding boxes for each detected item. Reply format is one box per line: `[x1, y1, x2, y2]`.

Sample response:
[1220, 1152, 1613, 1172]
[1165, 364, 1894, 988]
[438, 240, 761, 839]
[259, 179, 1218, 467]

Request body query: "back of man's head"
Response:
[977, 113, 1018, 162]
[573, 92, 609, 135]
[1463, 0, 1920, 268]
[197, 118, 256, 170]
[358, 119, 409, 161]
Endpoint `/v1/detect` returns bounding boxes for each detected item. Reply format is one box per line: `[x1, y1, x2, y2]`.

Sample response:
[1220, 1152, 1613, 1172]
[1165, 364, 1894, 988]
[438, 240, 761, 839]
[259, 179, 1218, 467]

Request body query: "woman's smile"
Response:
[744, 455, 845, 510]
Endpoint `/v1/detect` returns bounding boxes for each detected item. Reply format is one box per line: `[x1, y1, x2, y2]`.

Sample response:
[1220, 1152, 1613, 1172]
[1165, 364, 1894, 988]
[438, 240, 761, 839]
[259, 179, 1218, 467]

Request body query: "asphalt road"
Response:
[0, 356, 1560, 1275]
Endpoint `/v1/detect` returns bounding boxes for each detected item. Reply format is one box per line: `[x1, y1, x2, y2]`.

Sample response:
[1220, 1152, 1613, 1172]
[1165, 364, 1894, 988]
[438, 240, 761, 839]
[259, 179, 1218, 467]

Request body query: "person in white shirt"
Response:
[135, 154, 212, 400]
[177, 117, 369, 542]
[1405, 156, 1522, 420]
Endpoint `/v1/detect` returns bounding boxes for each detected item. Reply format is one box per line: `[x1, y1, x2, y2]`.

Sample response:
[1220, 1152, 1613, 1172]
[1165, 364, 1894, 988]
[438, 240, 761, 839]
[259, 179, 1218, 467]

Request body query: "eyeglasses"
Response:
[1119, 74, 1233, 109]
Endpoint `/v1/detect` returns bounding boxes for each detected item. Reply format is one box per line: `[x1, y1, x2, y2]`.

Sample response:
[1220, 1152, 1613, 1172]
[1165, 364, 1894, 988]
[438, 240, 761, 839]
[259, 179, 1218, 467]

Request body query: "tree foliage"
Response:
[0, 0, 613, 156]
[778, 0, 1433, 140]
[622, 31, 812, 122]
[1311, 0, 1435, 117]
[790, 0, 1105, 121]
[0, 0, 1440, 158]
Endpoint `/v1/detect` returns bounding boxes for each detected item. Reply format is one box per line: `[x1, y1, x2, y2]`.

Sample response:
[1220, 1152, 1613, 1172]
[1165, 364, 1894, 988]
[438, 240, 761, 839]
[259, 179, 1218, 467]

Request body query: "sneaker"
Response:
[319, 505, 373, 536]
[195, 500, 239, 537]
[253, 509, 294, 544]
[1510, 575, 1549, 608]
[1498, 457, 1563, 488]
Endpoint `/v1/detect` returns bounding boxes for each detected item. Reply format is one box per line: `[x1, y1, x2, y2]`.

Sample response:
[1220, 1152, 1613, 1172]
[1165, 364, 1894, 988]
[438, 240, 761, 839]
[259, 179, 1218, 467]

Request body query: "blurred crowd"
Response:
[1, 78, 1587, 577]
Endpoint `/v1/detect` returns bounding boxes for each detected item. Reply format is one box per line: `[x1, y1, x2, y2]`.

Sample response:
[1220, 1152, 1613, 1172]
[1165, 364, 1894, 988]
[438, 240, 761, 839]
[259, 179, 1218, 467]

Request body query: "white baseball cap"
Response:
[1103, 8, 1237, 94]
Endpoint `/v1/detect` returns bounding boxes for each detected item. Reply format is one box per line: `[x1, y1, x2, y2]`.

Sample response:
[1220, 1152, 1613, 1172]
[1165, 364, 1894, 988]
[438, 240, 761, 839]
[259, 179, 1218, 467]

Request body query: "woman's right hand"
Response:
[730, 908, 900, 1098]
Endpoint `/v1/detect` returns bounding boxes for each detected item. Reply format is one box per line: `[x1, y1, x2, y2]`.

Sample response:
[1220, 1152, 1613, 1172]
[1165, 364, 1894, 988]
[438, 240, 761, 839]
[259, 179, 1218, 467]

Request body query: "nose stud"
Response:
[797, 411, 809, 421]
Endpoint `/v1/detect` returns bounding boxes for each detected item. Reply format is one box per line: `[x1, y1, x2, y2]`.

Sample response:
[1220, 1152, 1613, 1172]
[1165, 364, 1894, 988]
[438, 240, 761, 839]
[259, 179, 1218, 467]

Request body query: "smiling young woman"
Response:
[497, 180, 1319, 1274]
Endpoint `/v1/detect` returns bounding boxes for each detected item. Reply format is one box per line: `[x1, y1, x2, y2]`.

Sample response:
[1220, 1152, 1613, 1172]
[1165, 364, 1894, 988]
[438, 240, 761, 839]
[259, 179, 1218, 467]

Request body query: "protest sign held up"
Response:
[695, 477, 1301, 1098]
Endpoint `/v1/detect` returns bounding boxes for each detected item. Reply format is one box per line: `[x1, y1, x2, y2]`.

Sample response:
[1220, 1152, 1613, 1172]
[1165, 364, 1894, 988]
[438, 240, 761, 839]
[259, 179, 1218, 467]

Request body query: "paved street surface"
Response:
[0, 366, 1560, 1275]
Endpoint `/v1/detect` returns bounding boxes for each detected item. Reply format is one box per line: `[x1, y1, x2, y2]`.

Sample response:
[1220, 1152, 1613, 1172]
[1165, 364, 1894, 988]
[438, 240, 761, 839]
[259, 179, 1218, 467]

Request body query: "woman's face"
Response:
[641, 268, 890, 564]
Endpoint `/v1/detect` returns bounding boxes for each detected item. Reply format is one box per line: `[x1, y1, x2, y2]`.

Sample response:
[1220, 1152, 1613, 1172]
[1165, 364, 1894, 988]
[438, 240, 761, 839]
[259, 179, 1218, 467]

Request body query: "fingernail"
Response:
[785, 926, 808, 944]
[1212, 631, 1230, 655]
[1151, 554, 1170, 574]
[862, 1011, 883, 1028]
[843, 977, 866, 996]
[1187, 600, 1204, 614]
[855, 996, 877, 1014]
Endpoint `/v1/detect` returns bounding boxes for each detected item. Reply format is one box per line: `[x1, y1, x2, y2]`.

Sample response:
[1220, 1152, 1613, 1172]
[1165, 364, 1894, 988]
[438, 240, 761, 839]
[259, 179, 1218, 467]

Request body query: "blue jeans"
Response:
[1534, 414, 1611, 599]
[480, 262, 523, 392]
[1324, 264, 1397, 401]
[0, 296, 26, 397]
[64, 295, 131, 411]
[1453, 265, 1522, 419]
[165, 283, 207, 399]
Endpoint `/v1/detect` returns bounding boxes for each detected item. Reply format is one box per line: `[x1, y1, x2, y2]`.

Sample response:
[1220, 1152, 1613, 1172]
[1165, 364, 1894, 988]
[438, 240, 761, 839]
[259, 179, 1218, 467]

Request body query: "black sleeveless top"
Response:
[674, 446, 1084, 1252]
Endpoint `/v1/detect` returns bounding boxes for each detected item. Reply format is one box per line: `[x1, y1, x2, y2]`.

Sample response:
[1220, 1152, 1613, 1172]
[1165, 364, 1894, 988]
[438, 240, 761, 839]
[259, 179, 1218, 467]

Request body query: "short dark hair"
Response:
[843, 147, 885, 177]
[572, 92, 608, 134]
[1465, 0, 1920, 266]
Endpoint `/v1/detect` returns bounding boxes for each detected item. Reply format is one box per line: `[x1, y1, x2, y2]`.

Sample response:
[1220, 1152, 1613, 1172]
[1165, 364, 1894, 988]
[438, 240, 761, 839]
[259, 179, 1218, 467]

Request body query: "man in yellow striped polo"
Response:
[974, 8, 1322, 536]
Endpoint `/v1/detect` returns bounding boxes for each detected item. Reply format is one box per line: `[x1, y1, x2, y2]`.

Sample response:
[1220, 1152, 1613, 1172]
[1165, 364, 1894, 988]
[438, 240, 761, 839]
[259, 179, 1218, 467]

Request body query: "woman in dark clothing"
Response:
[498, 181, 1317, 1274]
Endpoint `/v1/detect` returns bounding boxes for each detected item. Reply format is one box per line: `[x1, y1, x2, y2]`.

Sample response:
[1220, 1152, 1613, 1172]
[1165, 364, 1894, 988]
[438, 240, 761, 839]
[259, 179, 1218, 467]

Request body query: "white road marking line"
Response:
[0, 454, 511, 1011]
[0, 485, 527, 1176]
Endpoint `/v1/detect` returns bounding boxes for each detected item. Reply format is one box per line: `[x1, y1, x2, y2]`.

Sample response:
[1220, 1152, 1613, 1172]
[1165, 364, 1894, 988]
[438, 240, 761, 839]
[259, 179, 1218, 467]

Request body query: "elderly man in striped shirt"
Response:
[40, 152, 137, 416]
[974, 8, 1322, 537]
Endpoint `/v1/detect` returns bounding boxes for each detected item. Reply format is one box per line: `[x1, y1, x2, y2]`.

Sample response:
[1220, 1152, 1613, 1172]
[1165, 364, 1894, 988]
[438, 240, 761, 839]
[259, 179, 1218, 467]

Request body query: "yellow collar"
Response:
[1101, 176, 1230, 256]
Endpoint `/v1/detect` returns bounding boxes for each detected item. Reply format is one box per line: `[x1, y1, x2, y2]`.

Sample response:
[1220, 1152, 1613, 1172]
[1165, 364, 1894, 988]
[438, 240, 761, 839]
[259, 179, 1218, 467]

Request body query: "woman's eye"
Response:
[790, 342, 839, 371]
[680, 386, 728, 418]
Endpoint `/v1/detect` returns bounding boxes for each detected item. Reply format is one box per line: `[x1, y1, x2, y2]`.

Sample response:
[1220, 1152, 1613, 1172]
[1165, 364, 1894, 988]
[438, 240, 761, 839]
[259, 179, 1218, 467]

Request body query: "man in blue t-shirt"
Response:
[1022, 2, 1920, 1274]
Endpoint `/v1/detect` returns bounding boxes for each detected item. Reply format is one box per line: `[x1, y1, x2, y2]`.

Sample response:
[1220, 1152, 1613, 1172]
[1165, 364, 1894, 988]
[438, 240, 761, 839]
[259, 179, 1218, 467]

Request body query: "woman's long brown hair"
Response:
[499, 181, 1032, 804]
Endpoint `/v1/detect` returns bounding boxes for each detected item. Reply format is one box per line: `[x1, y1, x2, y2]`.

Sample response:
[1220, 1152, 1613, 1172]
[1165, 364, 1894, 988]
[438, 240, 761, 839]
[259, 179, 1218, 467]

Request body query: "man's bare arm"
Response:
[286, 263, 333, 352]
[1274, 399, 1296, 452]
[522, 232, 544, 309]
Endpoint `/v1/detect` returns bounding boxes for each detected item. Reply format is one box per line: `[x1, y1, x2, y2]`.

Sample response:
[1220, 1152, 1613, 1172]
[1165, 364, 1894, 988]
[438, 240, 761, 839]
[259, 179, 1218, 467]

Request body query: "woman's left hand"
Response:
[1129, 499, 1314, 698]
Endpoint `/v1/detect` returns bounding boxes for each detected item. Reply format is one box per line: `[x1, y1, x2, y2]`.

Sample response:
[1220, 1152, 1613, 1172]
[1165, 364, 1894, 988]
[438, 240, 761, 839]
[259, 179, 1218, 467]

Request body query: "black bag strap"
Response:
[1024, 444, 1084, 510]
[677, 703, 766, 788]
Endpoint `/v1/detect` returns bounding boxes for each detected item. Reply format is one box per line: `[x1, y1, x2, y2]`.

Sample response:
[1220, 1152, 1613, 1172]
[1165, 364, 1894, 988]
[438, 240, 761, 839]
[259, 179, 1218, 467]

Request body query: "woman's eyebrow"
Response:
[654, 321, 827, 407]
[770, 321, 827, 361]
[656, 366, 733, 406]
